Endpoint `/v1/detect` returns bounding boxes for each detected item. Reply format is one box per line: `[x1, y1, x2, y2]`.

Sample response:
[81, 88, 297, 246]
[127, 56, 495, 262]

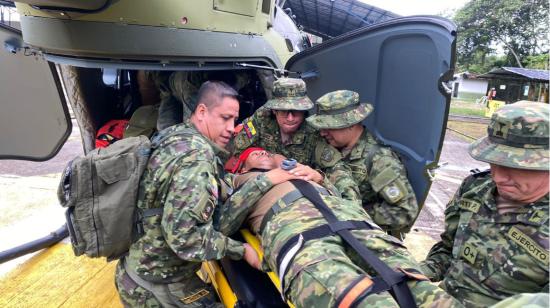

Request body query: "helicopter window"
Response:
[261, 0, 270, 14]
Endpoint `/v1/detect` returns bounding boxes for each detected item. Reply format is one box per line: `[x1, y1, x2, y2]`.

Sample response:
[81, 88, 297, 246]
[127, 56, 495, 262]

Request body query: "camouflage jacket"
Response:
[420, 171, 549, 307]
[126, 123, 269, 282]
[233, 106, 320, 165]
[217, 173, 461, 308]
[314, 129, 419, 233]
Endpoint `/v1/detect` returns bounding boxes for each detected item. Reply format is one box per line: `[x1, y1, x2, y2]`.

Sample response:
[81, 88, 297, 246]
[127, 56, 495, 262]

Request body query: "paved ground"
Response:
[0, 122, 488, 275]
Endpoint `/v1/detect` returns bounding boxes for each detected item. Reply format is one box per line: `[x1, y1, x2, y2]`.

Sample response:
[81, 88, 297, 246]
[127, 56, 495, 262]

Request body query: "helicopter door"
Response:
[0, 24, 71, 161]
[286, 16, 457, 207]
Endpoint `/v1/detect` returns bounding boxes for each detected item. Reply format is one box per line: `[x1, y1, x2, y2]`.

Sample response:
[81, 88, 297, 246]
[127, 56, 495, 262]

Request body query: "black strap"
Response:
[275, 220, 373, 269]
[289, 180, 417, 308]
[275, 220, 373, 293]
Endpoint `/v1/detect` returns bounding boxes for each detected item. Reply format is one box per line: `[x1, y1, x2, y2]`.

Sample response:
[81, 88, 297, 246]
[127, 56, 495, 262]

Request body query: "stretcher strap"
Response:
[288, 179, 417, 308]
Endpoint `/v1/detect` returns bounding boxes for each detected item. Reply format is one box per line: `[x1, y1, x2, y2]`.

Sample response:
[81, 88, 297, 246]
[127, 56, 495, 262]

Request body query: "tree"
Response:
[454, 0, 549, 70]
[524, 54, 549, 70]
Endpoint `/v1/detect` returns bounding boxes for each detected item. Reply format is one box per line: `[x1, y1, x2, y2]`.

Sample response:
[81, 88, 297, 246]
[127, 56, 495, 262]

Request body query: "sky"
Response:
[361, 0, 471, 17]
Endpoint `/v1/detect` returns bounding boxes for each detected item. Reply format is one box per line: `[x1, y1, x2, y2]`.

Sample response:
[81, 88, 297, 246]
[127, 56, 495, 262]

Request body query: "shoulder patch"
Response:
[244, 121, 257, 138]
[507, 226, 549, 266]
[458, 198, 481, 213]
[314, 142, 341, 167]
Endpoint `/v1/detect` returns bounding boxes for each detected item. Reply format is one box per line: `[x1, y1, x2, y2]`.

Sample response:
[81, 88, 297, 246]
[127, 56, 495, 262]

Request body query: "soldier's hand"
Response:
[265, 167, 301, 185]
[243, 243, 261, 270]
[289, 164, 324, 183]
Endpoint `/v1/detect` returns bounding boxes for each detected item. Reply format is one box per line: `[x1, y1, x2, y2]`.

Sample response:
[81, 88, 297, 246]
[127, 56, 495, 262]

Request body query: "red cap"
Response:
[231, 147, 265, 173]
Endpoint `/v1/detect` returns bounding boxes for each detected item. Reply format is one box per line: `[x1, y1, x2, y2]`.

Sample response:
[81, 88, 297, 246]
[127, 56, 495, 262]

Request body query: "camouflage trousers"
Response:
[115, 259, 222, 308]
[262, 217, 462, 308]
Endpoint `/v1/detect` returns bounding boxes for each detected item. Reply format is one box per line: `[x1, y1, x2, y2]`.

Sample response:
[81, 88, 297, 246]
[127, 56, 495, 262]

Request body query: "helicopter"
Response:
[0, 0, 457, 306]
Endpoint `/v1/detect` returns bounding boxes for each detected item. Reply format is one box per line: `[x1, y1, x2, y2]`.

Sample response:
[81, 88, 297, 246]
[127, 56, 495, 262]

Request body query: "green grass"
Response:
[449, 99, 487, 117]
[449, 106, 486, 117]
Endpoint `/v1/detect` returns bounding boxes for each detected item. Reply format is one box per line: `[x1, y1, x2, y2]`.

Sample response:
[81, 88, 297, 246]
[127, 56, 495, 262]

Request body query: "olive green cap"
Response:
[469, 101, 549, 170]
[263, 78, 314, 111]
[306, 90, 373, 129]
[123, 105, 159, 138]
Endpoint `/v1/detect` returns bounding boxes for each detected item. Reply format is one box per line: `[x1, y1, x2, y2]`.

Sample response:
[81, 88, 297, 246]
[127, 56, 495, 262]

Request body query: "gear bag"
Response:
[57, 130, 184, 260]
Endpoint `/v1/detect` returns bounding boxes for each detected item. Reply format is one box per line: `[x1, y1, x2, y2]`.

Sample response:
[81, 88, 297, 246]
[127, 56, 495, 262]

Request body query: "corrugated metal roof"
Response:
[282, 0, 399, 39]
[478, 67, 549, 82]
[502, 67, 549, 81]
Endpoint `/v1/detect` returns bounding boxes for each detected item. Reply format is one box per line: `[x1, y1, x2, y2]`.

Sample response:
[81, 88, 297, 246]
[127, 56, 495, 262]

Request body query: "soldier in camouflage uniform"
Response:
[233, 77, 320, 165]
[217, 148, 462, 308]
[306, 90, 418, 236]
[115, 81, 263, 307]
[420, 101, 549, 307]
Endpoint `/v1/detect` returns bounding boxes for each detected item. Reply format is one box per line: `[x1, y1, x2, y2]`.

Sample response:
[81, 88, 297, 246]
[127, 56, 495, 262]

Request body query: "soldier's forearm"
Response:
[370, 197, 418, 232]
[218, 173, 274, 234]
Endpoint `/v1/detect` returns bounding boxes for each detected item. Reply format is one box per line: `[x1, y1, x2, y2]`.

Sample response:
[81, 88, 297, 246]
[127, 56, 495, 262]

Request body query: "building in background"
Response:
[452, 72, 489, 101]
[478, 67, 549, 104]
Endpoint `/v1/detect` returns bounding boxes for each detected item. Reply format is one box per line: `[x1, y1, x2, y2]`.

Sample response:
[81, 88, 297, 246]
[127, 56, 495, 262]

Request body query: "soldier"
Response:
[420, 101, 549, 307]
[114, 81, 294, 307]
[218, 147, 462, 308]
[306, 90, 418, 236]
[233, 77, 319, 165]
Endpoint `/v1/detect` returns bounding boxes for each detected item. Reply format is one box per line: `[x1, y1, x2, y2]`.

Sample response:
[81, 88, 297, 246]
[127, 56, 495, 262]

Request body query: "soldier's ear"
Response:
[195, 103, 208, 120]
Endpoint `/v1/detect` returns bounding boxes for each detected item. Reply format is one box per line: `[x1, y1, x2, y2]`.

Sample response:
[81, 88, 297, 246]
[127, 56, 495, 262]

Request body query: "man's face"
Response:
[490, 164, 549, 203]
[196, 97, 240, 148]
[320, 128, 352, 149]
[273, 110, 305, 134]
[242, 150, 277, 172]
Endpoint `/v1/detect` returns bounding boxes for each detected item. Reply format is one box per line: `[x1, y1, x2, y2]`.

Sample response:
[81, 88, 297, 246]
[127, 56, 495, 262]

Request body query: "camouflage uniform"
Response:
[156, 72, 205, 130]
[307, 90, 419, 234]
[218, 172, 462, 308]
[115, 122, 272, 307]
[421, 102, 550, 307]
[233, 78, 319, 165]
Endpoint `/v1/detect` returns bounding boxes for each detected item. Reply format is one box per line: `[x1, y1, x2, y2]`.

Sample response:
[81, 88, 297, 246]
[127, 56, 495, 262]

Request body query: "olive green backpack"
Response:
[57, 131, 185, 260]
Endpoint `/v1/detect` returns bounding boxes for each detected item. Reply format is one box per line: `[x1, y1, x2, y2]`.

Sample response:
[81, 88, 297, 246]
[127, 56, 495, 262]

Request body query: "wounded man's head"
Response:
[232, 147, 278, 173]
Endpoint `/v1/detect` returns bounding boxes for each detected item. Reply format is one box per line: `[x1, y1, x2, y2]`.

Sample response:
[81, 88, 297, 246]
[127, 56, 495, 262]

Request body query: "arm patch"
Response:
[370, 166, 400, 192]
[314, 141, 342, 168]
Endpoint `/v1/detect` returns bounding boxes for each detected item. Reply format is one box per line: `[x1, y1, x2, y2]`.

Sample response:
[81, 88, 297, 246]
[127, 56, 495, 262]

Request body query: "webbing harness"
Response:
[275, 180, 418, 308]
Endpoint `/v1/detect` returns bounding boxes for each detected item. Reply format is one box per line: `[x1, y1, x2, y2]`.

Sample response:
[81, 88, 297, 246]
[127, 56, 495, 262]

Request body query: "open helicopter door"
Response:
[286, 16, 457, 211]
[0, 24, 71, 161]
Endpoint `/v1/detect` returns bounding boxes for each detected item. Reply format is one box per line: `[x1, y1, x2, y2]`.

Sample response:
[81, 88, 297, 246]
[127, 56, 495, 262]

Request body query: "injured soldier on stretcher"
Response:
[216, 148, 462, 308]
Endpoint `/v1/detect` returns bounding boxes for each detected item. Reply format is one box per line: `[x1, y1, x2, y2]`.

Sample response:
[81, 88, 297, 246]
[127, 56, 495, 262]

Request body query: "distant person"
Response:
[421, 101, 549, 307]
[487, 87, 496, 101]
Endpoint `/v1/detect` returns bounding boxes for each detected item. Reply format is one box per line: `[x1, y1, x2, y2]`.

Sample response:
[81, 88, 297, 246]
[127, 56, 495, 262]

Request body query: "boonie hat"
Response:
[468, 101, 549, 170]
[306, 90, 373, 129]
[264, 78, 313, 111]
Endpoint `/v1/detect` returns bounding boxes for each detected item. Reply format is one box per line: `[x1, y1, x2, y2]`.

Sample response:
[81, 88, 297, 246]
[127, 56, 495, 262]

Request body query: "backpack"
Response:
[58, 130, 184, 260]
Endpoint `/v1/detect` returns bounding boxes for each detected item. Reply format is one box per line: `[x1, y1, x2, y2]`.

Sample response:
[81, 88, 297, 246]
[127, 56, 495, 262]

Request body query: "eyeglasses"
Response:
[274, 110, 302, 117]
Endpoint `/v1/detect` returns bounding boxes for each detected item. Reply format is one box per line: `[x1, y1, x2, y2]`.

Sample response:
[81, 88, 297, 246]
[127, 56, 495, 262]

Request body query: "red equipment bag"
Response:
[95, 119, 129, 148]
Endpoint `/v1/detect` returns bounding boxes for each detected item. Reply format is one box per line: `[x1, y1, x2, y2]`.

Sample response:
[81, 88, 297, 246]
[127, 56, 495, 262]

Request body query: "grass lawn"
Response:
[449, 99, 487, 117]
[447, 120, 487, 142]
